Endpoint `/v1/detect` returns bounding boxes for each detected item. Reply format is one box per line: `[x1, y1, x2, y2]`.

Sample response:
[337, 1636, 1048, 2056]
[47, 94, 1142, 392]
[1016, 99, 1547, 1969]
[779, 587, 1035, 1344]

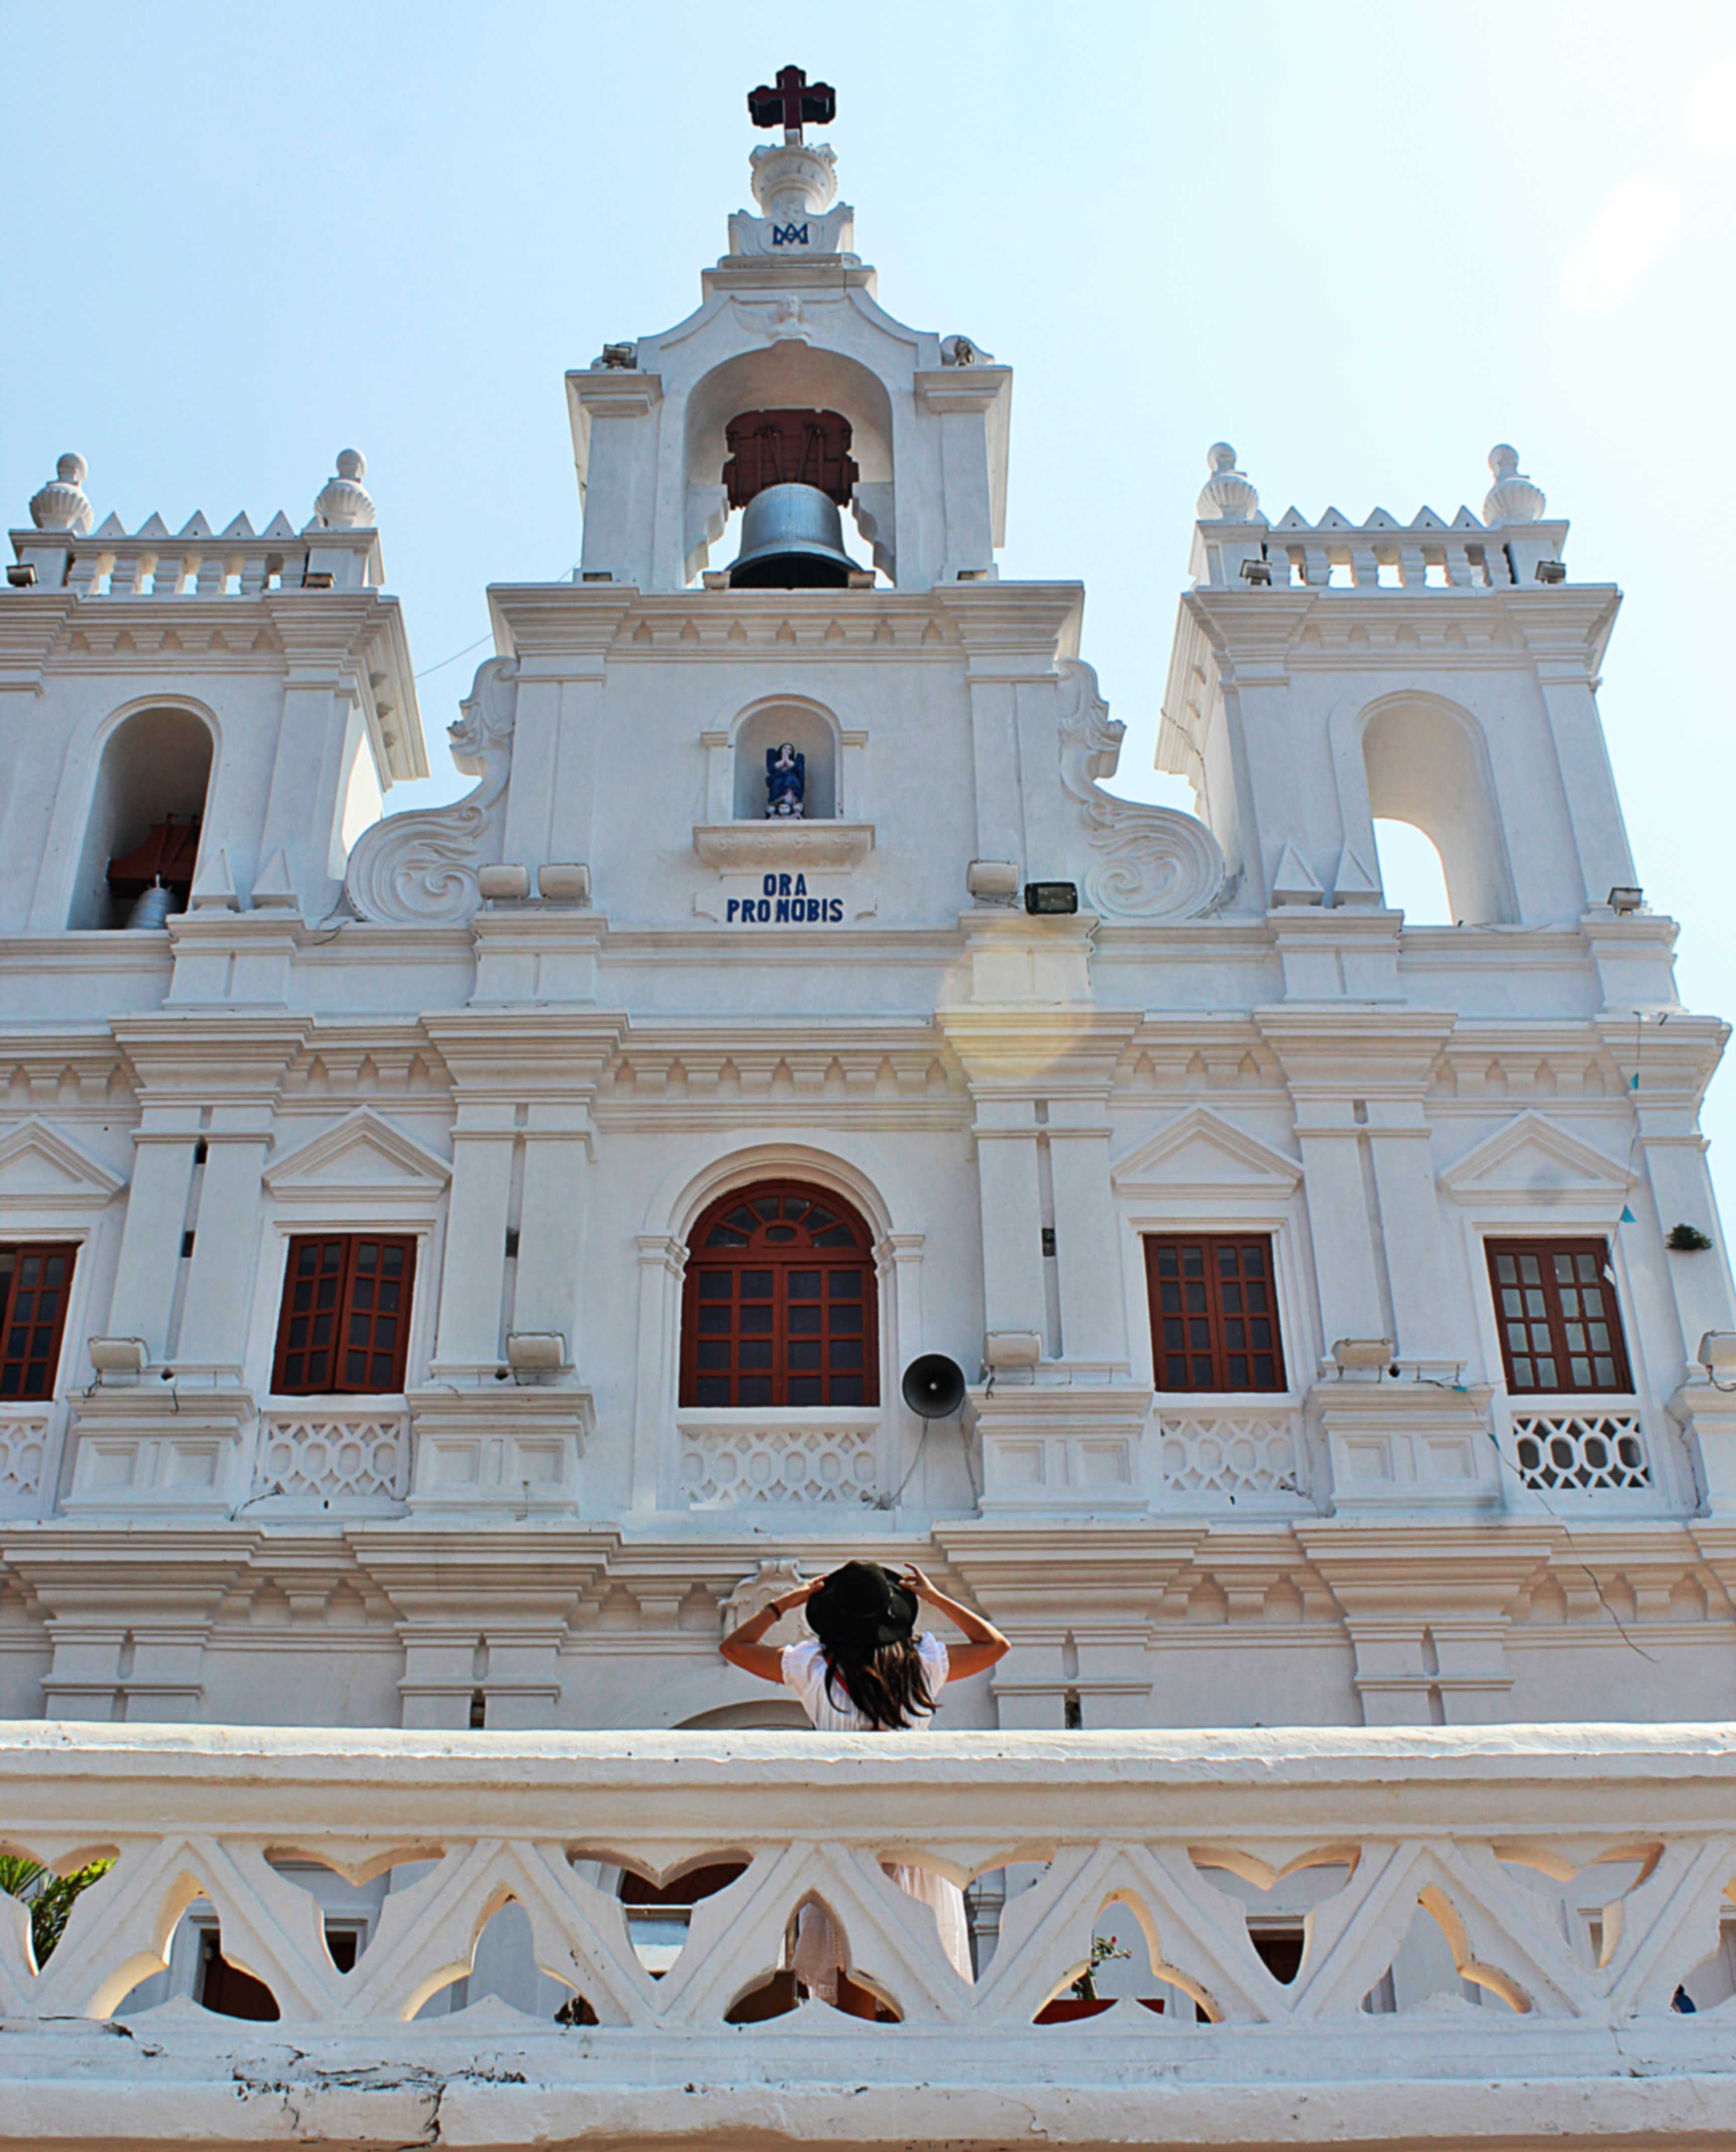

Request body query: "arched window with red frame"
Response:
[681, 1180, 880, 1410]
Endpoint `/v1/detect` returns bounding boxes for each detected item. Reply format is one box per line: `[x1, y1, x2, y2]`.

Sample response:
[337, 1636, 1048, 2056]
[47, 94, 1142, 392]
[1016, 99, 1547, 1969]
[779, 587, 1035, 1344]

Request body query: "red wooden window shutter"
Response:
[0, 1243, 78, 1400]
[272, 1234, 416, 1396]
[681, 1181, 879, 1409]
[1144, 1235, 1286, 1393]
[1485, 1238, 1632, 1395]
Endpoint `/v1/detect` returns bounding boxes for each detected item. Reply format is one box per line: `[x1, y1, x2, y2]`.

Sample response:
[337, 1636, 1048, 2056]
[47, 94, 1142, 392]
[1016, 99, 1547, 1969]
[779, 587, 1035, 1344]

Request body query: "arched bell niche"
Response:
[1360, 695, 1513, 926]
[686, 348, 895, 584]
[732, 700, 840, 821]
[69, 704, 215, 928]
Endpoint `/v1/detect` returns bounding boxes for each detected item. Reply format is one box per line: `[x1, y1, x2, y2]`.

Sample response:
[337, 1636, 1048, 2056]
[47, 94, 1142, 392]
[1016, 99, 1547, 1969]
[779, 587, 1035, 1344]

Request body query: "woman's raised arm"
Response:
[719, 1576, 819, 1685]
[904, 1565, 1010, 1681]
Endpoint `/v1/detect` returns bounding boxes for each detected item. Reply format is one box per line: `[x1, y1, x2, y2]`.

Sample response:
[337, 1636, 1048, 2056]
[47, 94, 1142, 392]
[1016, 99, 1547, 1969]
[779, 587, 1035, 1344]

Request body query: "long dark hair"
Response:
[822, 1636, 936, 1731]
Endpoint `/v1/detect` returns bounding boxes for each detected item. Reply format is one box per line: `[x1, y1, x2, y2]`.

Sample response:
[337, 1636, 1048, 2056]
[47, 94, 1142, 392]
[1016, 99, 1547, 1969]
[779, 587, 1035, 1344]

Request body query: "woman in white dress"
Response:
[720, 1560, 1010, 2019]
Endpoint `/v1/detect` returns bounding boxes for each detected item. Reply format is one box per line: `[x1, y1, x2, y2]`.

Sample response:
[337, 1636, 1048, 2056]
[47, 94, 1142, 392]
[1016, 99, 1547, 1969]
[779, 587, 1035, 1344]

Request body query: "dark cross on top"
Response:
[747, 64, 836, 143]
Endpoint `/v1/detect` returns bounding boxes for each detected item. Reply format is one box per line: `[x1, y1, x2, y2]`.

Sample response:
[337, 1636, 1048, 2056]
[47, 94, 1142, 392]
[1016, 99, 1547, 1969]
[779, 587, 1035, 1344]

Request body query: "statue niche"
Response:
[732, 703, 836, 821]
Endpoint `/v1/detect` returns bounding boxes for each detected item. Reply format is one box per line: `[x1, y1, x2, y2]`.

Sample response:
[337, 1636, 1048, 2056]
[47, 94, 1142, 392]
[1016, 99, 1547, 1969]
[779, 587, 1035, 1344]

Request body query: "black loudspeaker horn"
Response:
[902, 1354, 966, 1420]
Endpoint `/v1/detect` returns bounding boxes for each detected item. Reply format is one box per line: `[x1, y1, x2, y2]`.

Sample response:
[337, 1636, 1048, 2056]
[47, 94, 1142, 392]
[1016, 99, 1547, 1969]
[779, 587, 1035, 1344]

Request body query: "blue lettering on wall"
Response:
[725, 878, 846, 925]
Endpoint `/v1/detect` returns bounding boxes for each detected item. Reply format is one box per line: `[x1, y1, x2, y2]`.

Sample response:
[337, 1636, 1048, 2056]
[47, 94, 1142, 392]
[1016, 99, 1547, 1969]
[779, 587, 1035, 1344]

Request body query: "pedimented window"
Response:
[1485, 1238, 1631, 1395]
[1144, 1235, 1286, 1393]
[272, 1234, 416, 1396]
[0, 1243, 77, 1400]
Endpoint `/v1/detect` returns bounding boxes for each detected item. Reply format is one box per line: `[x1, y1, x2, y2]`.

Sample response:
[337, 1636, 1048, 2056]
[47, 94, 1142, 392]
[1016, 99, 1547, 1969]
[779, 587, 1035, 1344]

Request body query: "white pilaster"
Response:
[1047, 1111, 1129, 1370]
[104, 1125, 197, 1361]
[429, 1116, 513, 1376]
[631, 1234, 684, 1512]
[174, 1124, 271, 1372]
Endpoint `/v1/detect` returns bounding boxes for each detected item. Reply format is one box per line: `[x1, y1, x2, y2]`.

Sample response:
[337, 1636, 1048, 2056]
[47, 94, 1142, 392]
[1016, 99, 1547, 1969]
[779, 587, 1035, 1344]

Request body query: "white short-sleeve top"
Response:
[780, 1634, 950, 1732]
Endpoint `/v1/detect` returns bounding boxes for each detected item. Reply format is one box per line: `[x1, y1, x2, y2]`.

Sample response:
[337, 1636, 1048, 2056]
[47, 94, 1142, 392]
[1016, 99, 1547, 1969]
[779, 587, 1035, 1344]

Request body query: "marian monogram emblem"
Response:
[771, 221, 809, 246]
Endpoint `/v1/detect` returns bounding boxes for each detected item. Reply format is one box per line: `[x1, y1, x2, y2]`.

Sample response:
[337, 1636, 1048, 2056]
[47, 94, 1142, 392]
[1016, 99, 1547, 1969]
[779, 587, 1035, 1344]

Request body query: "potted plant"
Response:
[1035, 1932, 1132, 2023]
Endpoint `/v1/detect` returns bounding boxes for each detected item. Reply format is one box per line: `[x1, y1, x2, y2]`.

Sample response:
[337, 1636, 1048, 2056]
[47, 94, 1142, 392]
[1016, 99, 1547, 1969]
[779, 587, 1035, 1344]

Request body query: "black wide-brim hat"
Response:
[806, 1561, 917, 1650]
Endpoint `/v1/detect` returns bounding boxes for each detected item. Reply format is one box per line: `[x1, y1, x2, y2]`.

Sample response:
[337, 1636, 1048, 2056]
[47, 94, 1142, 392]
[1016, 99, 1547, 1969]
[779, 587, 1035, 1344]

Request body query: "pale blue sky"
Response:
[4, 3, 1733, 1207]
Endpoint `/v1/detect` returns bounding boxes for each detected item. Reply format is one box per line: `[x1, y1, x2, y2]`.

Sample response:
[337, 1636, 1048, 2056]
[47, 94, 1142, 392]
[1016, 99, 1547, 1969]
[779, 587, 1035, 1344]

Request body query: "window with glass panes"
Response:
[271, 1235, 416, 1395]
[1144, 1235, 1286, 1392]
[1485, 1239, 1632, 1394]
[680, 1182, 879, 1409]
[0, 1243, 77, 1400]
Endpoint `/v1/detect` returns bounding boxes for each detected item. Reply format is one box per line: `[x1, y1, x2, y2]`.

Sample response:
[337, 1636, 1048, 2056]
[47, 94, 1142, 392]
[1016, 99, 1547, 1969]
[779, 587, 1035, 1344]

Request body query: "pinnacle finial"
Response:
[314, 448, 375, 529]
[1482, 443, 1546, 525]
[1197, 443, 1261, 523]
[29, 452, 92, 535]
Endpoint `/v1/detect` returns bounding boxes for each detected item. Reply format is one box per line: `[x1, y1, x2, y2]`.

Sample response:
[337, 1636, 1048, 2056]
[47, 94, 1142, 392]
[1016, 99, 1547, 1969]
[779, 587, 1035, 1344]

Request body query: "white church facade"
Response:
[3, 72, 1736, 2140]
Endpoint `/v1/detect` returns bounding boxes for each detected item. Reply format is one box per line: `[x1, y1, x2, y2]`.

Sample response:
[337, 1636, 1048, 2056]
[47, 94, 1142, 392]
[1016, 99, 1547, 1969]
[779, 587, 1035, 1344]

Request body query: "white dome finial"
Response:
[1483, 443, 1545, 525]
[29, 452, 92, 535]
[1197, 443, 1261, 523]
[749, 139, 838, 223]
[314, 448, 375, 529]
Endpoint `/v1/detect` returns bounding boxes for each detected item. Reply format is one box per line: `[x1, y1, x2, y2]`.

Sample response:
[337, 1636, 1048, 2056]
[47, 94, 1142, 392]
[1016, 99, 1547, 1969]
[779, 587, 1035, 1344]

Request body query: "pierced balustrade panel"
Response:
[1158, 1404, 1307, 1505]
[254, 1411, 410, 1505]
[678, 1413, 883, 1508]
[0, 1407, 52, 1508]
[2, 1724, 1734, 2145]
[1511, 1409, 1651, 1494]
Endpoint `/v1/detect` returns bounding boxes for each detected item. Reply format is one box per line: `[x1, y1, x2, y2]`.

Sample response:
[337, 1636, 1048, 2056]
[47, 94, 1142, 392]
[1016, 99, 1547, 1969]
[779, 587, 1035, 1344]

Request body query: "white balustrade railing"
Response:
[677, 1410, 883, 1507]
[0, 1406, 52, 1510]
[252, 1411, 410, 1508]
[1510, 1407, 1652, 1494]
[1156, 1398, 1308, 1507]
[1194, 505, 1569, 595]
[0, 1723, 1732, 2148]
[9, 518, 380, 597]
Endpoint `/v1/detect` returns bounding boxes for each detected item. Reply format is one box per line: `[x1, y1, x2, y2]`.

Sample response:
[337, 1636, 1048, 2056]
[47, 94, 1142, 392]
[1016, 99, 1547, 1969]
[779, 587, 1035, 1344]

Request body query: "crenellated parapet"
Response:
[9, 448, 392, 602]
[1189, 441, 1568, 594]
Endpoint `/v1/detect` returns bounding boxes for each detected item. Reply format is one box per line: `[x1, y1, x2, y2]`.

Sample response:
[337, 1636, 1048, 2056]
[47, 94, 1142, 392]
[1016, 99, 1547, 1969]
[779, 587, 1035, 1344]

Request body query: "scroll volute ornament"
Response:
[343, 658, 518, 927]
[1056, 660, 1229, 921]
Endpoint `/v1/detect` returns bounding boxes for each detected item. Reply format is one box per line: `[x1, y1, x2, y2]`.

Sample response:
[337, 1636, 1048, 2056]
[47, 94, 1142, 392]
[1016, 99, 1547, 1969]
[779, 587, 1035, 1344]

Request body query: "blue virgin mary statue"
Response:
[765, 742, 805, 819]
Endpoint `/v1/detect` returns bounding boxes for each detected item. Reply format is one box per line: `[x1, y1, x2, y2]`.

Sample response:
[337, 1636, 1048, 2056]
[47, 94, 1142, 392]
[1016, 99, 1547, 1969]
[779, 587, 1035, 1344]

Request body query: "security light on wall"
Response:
[1697, 1332, 1736, 1381]
[1331, 1337, 1395, 1373]
[1023, 881, 1078, 915]
[87, 1336, 149, 1377]
[1239, 557, 1273, 586]
[1534, 559, 1567, 585]
[506, 1332, 567, 1374]
[1607, 886, 1645, 915]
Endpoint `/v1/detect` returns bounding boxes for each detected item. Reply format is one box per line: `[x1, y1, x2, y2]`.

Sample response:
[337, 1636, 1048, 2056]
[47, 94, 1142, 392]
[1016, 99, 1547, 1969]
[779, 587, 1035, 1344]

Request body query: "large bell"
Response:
[728, 482, 854, 589]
